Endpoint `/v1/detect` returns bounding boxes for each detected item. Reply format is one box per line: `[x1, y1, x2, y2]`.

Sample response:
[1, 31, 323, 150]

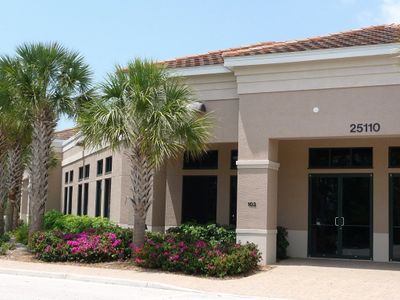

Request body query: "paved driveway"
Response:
[1, 258, 400, 300]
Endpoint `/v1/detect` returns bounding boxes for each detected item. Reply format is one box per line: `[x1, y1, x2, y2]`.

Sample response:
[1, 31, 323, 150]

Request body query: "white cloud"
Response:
[381, 0, 400, 23]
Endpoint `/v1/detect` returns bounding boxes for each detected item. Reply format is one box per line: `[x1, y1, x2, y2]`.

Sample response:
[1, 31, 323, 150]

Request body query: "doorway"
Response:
[309, 174, 372, 259]
[181, 176, 217, 224]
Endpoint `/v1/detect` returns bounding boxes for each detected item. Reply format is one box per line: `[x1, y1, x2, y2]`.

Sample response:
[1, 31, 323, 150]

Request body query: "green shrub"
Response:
[0, 233, 15, 255]
[0, 241, 15, 255]
[166, 224, 236, 247]
[14, 223, 29, 245]
[0, 232, 11, 244]
[133, 231, 260, 277]
[277, 226, 289, 260]
[44, 210, 119, 233]
[43, 210, 64, 230]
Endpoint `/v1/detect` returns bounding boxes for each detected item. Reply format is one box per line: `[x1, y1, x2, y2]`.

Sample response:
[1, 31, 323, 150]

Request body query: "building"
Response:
[22, 24, 400, 265]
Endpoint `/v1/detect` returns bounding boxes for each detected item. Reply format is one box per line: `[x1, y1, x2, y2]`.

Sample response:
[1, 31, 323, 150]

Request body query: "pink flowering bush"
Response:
[30, 230, 128, 263]
[132, 232, 261, 277]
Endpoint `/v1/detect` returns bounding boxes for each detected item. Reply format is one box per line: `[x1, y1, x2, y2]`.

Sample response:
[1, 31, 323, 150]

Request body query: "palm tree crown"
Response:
[78, 59, 212, 246]
[0, 42, 93, 234]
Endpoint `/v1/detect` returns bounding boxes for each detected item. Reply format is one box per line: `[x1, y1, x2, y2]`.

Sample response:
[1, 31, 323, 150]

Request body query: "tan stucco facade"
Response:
[20, 42, 400, 265]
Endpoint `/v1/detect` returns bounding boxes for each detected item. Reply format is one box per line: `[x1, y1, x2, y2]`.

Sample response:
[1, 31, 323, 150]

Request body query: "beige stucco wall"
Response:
[164, 143, 237, 227]
[46, 152, 62, 212]
[61, 145, 167, 230]
[61, 147, 126, 224]
[238, 85, 400, 159]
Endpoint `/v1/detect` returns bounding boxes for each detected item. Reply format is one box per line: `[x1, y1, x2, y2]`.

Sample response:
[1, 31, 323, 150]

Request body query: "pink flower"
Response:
[169, 254, 180, 262]
[195, 240, 207, 249]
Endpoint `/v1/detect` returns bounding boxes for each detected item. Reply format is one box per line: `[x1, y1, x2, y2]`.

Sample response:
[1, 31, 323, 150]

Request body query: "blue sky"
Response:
[1, 0, 399, 130]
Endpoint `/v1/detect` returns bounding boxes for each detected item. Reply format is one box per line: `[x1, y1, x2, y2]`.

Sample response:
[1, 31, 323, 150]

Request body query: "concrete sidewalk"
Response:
[1, 258, 400, 299]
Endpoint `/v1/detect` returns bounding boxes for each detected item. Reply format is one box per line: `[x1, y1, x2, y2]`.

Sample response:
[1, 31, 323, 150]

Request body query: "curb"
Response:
[0, 267, 279, 299]
[0, 267, 195, 293]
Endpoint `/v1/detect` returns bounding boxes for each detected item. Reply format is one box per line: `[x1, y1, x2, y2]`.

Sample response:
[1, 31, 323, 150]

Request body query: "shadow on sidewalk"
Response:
[275, 257, 400, 271]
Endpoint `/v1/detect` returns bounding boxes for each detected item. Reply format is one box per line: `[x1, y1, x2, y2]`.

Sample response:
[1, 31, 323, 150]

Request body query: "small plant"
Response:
[277, 226, 289, 260]
[14, 223, 29, 245]
[30, 230, 128, 263]
[0, 233, 15, 255]
[0, 232, 11, 244]
[44, 210, 120, 233]
[166, 224, 236, 247]
[132, 230, 260, 277]
[0, 242, 15, 255]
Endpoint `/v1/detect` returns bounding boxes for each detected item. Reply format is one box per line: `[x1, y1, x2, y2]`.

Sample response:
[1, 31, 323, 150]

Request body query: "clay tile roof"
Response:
[163, 24, 400, 69]
[54, 128, 78, 140]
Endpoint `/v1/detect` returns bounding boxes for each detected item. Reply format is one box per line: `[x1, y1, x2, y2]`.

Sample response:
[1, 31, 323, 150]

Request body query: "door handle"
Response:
[341, 217, 345, 226]
[335, 217, 339, 226]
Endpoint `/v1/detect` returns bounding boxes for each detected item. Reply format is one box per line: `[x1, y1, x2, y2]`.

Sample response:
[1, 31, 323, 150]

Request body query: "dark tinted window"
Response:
[65, 172, 69, 184]
[68, 186, 73, 214]
[84, 164, 90, 179]
[181, 176, 217, 224]
[69, 170, 74, 183]
[309, 148, 330, 168]
[63, 187, 68, 214]
[230, 176, 237, 226]
[77, 184, 82, 216]
[309, 148, 372, 168]
[389, 147, 400, 168]
[95, 180, 102, 217]
[103, 179, 111, 218]
[352, 148, 373, 167]
[105, 156, 113, 173]
[79, 167, 84, 180]
[97, 159, 103, 175]
[230, 150, 238, 169]
[331, 148, 351, 167]
[83, 183, 89, 215]
[183, 150, 218, 169]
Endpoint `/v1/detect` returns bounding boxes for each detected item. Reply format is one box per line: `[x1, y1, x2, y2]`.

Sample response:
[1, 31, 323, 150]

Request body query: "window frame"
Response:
[78, 166, 84, 181]
[389, 147, 400, 168]
[183, 150, 219, 170]
[105, 156, 113, 174]
[309, 147, 373, 169]
[97, 159, 104, 176]
[84, 164, 90, 179]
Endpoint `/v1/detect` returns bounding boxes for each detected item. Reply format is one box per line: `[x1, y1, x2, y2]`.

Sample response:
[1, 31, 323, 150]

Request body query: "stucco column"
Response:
[146, 166, 167, 233]
[236, 140, 279, 265]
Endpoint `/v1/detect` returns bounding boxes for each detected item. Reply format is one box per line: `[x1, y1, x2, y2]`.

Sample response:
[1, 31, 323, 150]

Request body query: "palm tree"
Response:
[0, 70, 32, 232]
[5, 122, 31, 231]
[0, 43, 92, 235]
[78, 59, 212, 247]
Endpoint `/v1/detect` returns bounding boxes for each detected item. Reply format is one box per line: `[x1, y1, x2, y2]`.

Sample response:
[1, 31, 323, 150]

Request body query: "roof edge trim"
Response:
[167, 65, 232, 77]
[224, 43, 400, 68]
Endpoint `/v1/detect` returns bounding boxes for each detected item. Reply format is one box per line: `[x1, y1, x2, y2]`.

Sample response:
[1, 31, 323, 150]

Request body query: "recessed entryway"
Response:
[308, 174, 373, 259]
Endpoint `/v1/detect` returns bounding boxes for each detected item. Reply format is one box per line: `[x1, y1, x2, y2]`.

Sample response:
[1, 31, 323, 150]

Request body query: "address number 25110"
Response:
[350, 123, 380, 133]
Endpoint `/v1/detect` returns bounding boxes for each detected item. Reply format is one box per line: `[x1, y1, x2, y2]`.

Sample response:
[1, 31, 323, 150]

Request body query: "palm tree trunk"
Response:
[12, 177, 22, 230]
[0, 133, 8, 235]
[28, 111, 56, 236]
[5, 196, 13, 231]
[6, 144, 23, 231]
[128, 147, 153, 247]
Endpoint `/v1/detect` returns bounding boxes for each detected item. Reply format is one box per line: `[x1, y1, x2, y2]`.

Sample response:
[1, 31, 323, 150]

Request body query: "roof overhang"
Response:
[223, 43, 400, 68]
[167, 65, 231, 77]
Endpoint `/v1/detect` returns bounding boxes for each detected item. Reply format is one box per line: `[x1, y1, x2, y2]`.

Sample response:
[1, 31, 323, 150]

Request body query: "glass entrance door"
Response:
[390, 174, 400, 261]
[309, 174, 372, 259]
